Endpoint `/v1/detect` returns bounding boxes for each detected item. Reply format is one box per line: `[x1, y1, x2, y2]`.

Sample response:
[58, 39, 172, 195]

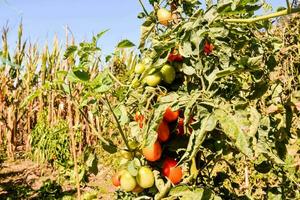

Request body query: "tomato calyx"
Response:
[204, 41, 214, 55]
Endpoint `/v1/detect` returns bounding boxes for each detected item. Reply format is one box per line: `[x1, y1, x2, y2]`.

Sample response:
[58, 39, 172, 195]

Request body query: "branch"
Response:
[224, 7, 300, 23]
[138, 0, 149, 16]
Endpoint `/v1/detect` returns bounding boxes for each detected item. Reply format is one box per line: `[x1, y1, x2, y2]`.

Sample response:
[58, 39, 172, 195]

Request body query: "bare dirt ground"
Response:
[0, 159, 114, 200]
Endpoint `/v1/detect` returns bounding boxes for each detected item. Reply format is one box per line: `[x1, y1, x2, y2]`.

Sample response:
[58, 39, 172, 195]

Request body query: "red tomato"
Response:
[142, 141, 162, 162]
[163, 107, 179, 122]
[157, 121, 170, 142]
[135, 112, 144, 128]
[162, 158, 183, 184]
[204, 41, 214, 55]
[168, 49, 183, 62]
[177, 117, 184, 136]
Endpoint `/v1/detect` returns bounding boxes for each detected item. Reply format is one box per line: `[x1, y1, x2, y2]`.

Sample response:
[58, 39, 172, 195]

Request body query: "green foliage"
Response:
[108, 0, 300, 199]
[30, 111, 71, 167]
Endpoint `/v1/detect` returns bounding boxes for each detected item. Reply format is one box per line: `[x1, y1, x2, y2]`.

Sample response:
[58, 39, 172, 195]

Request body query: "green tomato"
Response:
[144, 72, 162, 87]
[120, 150, 133, 160]
[128, 140, 139, 150]
[132, 78, 141, 88]
[160, 64, 176, 84]
[135, 63, 146, 74]
[136, 166, 155, 189]
[120, 171, 137, 192]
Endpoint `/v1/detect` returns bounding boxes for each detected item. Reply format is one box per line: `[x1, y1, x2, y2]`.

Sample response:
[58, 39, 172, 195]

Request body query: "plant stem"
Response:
[107, 70, 129, 87]
[103, 94, 131, 151]
[224, 8, 300, 23]
[138, 0, 149, 16]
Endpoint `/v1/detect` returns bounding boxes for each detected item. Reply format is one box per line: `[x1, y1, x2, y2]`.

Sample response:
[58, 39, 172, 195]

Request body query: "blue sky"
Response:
[0, 0, 285, 56]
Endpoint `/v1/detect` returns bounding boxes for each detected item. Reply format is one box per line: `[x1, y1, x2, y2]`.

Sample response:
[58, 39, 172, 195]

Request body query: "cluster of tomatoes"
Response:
[112, 107, 191, 193]
[132, 8, 213, 88]
[112, 166, 154, 193]
[142, 107, 183, 185]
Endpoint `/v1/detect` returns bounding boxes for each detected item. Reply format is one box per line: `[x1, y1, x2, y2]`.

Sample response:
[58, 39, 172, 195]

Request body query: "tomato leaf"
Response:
[215, 109, 254, 158]
[117, 39, 135, 48]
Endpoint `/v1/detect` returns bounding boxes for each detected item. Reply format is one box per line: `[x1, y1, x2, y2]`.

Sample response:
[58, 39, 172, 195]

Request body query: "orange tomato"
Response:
[157, 8, 172, 26]
[162, 158, 183, 184]
[157, 121, 170, 142]
[112, 171, 122, 187]
[163, 107, 179, 122]
[142, 140, 162, 162]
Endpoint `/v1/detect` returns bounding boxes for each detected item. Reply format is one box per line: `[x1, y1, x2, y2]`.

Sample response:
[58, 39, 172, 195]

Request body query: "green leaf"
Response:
[215, 109, 253, 158]
[92, 29, 109, 44]
[183, 65, 196, 76]
[20, 89, 41, 108]
[64, 45, 77, 59]
[139, 15, 155, 49]
[117, 39, 135, 48]
[67, 70, 90, 82]
[101, 140, 117, 154]
[85, 152, 98, 175]
[127, 160, 138, 176]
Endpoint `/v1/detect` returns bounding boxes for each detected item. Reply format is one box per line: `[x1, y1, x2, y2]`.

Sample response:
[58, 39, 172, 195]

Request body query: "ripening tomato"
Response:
[157, 120, 170, 142]
[157, 8, 172, 26]
[112, 170, 127, 187]
[204, 41, 214, 55]
[120, 171, 137, 192]
[162, 158, 183, 184]
[144, 72, 162, 87]
[112, 172, 121, 187]
[160, 64, 176, 84]
[135, 112, 144, 128]
[142, 140, 162, 162]
[136, 166, 155, 188]
[163, 107, 179, 122]
[168, 49, 183, 62]
[177, 117, 184, 136]
[135, 63, 146, 74]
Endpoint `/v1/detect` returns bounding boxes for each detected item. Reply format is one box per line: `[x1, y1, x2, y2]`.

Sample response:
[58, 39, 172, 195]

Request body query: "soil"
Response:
[0, 159, 115, 200]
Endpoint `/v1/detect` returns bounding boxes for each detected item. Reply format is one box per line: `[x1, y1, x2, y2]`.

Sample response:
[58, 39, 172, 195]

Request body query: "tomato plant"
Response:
[109, 0, 300, 199]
